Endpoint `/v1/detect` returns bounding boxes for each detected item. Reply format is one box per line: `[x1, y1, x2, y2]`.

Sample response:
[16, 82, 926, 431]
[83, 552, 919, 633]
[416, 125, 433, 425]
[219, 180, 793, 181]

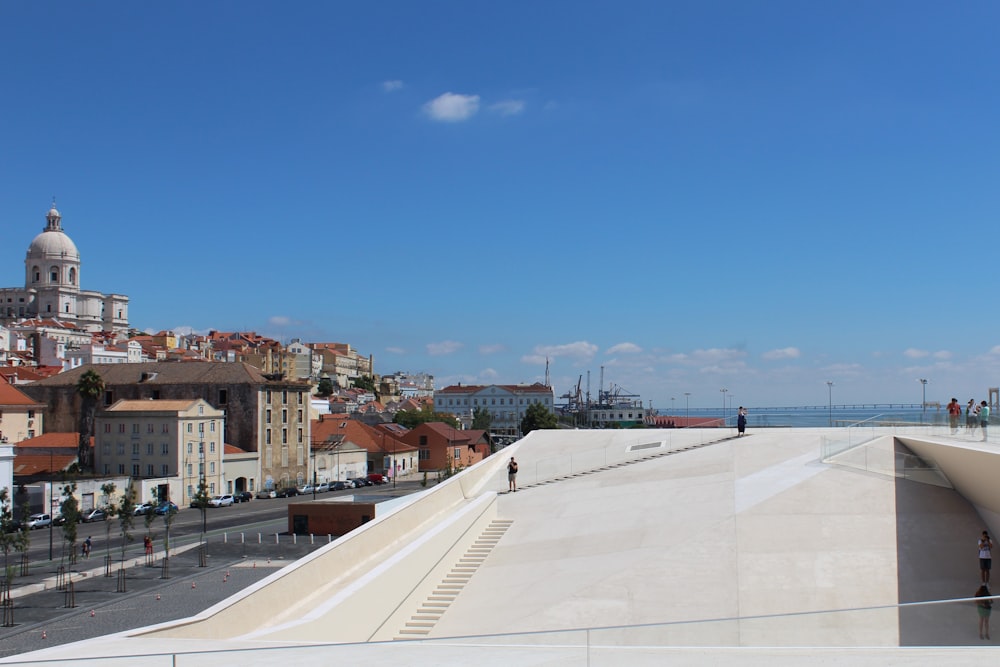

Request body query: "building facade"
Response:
[95, 399, 225, 507]
[0, 203, 129, 333]
[434, 383, 556, 437]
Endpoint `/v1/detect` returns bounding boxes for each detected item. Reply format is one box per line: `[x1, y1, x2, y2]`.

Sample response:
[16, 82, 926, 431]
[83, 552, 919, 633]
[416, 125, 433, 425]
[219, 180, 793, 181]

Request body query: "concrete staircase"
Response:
[395, 518, 513, 640]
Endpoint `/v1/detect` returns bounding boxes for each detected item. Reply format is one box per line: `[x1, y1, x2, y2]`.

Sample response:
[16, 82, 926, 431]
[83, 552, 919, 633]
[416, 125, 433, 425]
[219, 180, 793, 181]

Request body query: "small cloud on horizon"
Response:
[427, 340, 464, 356]
[385, 346, 405, 354]
[479, 343, 506, 354]
[606, 342, 642, 354]
[904, 348, 929, 359]
[489, 99, 525, 116]
[762, 347, 800, 360]
[424, 92, 480, 122]
[382, 79, 403, 92]
[521, 341, 598, 366]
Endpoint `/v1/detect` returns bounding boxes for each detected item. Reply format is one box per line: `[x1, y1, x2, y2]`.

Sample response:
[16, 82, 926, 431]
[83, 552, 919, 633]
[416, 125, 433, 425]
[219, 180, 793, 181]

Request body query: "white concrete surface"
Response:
[9, 426, 1000, 665]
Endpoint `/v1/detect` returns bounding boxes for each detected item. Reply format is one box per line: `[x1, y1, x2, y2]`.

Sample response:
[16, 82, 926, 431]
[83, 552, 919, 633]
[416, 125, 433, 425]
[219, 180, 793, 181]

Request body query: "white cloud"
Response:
[385, 346, 405, 354]
[762, 347, 800, 360]
[382, 79, 403, 92]
[606, 342, 642, 354]
[479, 343, 506, 354]
[480, 368, 498, 379]
[933, 350, 952, 360]
[427, 340, 464, 356]
[822, 363, 865, 377]
[489, 99, 525, 116]
[904, 348, 929, 359]
[990, 345, 1000, 355]
[423, 92, 480, 122]
[521, 341, 598, 366]
[268, 316, 292, 327]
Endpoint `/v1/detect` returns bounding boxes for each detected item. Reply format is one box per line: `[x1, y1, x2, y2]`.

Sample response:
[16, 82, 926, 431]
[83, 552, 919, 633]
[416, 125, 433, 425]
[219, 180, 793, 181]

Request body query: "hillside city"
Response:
[0, 202, 562, 518]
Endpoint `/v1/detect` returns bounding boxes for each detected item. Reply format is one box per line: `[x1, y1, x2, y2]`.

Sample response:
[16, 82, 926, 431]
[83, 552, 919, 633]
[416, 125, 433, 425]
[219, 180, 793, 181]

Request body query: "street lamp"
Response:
[720, 389, 728, 427]
[919, 379, 928, 424]
[684, 392, 690, 427]
[826, 381, 834, 427]
[671, 397, 675, 417]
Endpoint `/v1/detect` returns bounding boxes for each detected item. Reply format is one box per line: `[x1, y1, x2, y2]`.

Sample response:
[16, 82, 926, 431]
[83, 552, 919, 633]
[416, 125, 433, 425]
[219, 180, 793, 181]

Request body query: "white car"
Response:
[297, 484, 315, 494]
[27, 513, 52, 529]
[207, 494, 234, 507]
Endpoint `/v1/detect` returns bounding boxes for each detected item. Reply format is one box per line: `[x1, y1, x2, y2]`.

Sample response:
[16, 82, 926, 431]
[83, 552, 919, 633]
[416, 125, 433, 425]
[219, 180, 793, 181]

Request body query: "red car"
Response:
[367, 473, 387, 485]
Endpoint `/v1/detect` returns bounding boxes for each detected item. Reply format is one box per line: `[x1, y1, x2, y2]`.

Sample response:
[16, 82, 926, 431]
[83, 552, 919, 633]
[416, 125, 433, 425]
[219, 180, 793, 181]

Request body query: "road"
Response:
[16, 480, 421, 566]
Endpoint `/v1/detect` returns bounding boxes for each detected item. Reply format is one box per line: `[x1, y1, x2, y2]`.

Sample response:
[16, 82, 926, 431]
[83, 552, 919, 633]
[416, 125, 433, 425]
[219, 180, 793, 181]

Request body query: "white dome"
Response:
[28, 229, 79, 259]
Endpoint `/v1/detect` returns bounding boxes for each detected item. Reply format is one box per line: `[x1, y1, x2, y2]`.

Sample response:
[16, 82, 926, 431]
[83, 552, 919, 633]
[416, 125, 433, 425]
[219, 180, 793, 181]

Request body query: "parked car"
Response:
[256, 489, 277, 499]
[134, 502, 155, 516]
[332, 481, 349, 491]
[233, 491, 253, 503]
[80, 508, 107, 523]
[52, 512, 66, 526]
[27, 513, 52, 529]
[208, 494, 234, 507]
[154, 501, 179, 515]
[316, 482, 331, 493]
[367, 473, 387, 485]
[297, 484, 315, 495]
[352, 477, 372, 488]
[275, 487, 298, 498]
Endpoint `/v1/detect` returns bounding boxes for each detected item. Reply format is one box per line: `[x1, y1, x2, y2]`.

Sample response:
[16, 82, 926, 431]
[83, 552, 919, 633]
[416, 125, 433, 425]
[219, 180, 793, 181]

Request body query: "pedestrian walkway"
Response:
[0, 538, 326, 660]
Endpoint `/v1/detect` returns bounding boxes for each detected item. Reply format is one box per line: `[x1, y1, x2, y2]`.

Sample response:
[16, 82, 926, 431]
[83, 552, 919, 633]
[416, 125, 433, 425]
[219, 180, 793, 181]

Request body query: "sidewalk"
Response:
[0, 537, 328, 661]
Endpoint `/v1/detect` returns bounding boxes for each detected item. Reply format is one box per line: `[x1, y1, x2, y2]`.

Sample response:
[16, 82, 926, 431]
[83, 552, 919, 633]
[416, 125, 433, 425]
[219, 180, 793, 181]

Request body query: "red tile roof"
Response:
[311, 417, 415, 454]
[0, 375, 46, 407]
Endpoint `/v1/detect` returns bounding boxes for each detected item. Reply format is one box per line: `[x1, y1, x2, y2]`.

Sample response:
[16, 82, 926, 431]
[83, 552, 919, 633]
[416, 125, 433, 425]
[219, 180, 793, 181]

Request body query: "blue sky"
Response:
[3, 1, 1000, 410]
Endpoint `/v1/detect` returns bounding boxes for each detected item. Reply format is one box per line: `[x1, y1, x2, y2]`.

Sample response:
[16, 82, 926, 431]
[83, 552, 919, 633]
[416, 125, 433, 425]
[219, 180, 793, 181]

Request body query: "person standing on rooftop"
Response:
[948, 398, 962, 434]
[737, 407, 747, 437]
[968, 400, 980, 435]
[981, 401, 991, 442]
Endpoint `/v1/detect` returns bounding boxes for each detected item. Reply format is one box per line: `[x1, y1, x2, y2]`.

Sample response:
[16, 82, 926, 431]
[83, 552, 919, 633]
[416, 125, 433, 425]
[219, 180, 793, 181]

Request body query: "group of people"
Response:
[947, 398, 991, 440]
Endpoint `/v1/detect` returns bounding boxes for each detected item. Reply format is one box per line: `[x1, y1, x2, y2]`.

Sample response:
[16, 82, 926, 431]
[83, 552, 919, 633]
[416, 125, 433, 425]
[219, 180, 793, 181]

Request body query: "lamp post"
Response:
[919, 379, 928, 424]
[671, 397, 675, 417]
[720, 389, 728, 427]
[826, 381, 834, 427]
[684, 392, 690, 427]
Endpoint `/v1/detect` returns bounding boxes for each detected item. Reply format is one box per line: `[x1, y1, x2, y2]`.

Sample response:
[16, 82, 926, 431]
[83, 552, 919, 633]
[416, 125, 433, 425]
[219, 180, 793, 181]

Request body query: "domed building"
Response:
[0, 202, 129, 333]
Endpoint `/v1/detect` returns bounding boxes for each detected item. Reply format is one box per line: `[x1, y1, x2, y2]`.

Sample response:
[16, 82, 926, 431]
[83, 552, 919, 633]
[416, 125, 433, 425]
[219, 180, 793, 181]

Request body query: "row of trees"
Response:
[392, 402, 558, 437]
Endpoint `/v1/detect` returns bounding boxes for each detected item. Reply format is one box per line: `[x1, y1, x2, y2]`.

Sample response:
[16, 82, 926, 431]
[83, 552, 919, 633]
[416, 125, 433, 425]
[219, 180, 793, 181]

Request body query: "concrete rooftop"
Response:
[8, 424, 1000, 665]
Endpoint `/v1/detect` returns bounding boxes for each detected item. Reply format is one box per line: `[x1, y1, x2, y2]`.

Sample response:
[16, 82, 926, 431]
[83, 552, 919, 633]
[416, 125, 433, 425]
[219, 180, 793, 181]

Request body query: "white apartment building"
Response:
[434, 383, 555, 437]
[95, 398, 226, 507]
[64, 340, 146, 370]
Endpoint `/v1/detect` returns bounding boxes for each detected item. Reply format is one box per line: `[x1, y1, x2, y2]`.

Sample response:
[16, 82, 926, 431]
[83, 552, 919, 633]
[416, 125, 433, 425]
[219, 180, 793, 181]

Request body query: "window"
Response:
[282, 428, 287, 444]
[198, 442, 204, 453]
[266, 410, 272, 424]
[132, 443, 139, 455]
[282, 390, 288, 404]
[210, 442, 215, 453]
[187, 484, 193, 499]
[104, 423, 111, 433]
[187, 463, 192, 476]
[161, 464, 168, 476]
[117, 443, 125, 455]
[104, 464, 110, 474]
[102, 443, 110, 455]
[118, 464, 125, 474]
[210, 483, 216, 494]
[147, 464, 154, 476]
[210, 422, 216, 432]
[282, 409, 287, 424]
[297, 428, 303, 443]
[419, 449, 430, 460]
[147, 423, 154, 433]
[198, 423, 204, 433]
[419, 435, 427, 446]
[162, 443, 169, 455]
[266, 390, 272, 403]
[119, 423, 125, 433]
[297, 409, 303, 422]
[266, 429, 272, 445]
[210, 462, 215, 474]
[219, 389, 228, 404]
[187, 424, 192, 433]
[454, 447, 461, 459]
[146, 443, 154, 455]
[132, 464, 140, 476]
[187, 442, 193, 454]
[162, 424, 169, 433]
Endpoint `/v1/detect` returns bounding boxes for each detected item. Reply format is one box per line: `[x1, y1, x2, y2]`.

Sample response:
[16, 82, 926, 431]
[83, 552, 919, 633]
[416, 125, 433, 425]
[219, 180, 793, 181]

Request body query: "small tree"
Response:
[100, 482, 119, 565]
[520, 402, 558, 435]
[75, 369, 105, 472]
[161, 503, 178, 559]
[117, 483, 136, 561]
[58, 483, 81, 565]
[316, 377, 334, 397]
[192, 479, 211, 537]
[0, 489, 16, 578]
[472, 407, 492, 431]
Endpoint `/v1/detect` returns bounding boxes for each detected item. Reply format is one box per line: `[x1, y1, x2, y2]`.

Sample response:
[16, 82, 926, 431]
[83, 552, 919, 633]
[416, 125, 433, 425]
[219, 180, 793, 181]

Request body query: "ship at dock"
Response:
[556, 367, 650, 428]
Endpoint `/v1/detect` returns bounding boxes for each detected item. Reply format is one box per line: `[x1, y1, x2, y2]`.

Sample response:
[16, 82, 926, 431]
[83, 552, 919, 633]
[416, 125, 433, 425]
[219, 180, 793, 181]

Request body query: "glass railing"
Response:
[15, 594, 999, 665]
